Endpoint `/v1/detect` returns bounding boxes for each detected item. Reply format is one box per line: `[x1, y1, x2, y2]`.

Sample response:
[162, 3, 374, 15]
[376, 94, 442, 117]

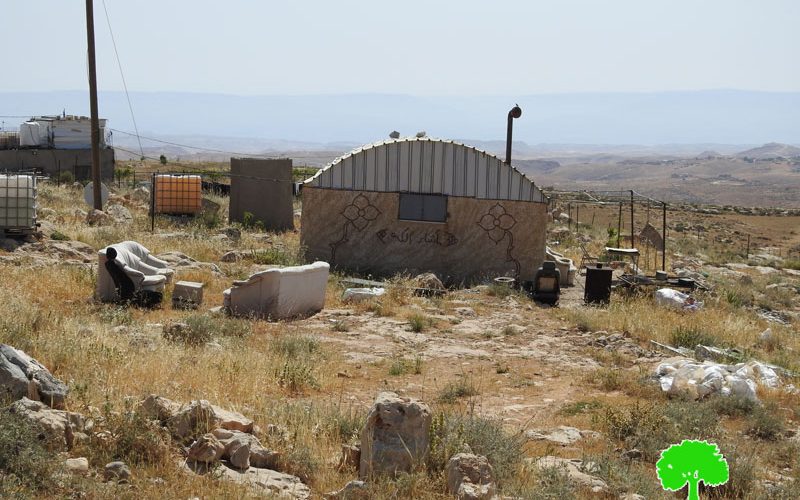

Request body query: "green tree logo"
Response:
[656, 440, 729, 500]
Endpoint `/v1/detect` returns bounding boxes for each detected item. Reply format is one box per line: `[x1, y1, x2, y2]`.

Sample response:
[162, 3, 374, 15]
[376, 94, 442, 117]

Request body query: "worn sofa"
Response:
[223, 261, 329, 319]
[97, 241, 175, 302]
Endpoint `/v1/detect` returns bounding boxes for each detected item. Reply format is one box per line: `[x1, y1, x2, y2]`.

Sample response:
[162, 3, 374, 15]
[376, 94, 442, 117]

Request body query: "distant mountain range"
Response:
[735, 142, 800, 160]
[2, 90, 799, 146]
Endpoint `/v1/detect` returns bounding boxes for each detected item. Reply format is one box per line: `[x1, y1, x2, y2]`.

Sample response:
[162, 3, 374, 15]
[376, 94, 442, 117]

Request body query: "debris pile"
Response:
[655, 358, 781, 401]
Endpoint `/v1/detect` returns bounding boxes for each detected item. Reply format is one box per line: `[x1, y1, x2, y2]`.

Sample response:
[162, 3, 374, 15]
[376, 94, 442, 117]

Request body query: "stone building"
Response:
[300, 137, 548, 284]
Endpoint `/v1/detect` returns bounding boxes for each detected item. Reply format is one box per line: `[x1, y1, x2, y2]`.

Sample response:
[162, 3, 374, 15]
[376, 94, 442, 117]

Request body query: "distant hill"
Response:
[736, 142, 800, 160]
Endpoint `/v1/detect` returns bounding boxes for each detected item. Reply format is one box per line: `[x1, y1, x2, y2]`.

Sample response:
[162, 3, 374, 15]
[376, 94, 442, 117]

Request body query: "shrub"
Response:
[428, 412, 524, 484]
[670, 326, 717, 348]
[58, 170, 75, 185]
[708, 395, 757, 417]
[276, 360, 320, 393]
[558, 400, 603, 417]
[93, 402, 172, 466]
[271, 334, 321, 359]
[0, 409, 59, 493]
[407, 313, 432, 333]
[388, 356, 424, 376]
[250, 247, 303, 266]
[438, 376, 479, 404]
[745, 402, 785, 440]
[166, 314, 250, 345]
[50, 230, 70, 241]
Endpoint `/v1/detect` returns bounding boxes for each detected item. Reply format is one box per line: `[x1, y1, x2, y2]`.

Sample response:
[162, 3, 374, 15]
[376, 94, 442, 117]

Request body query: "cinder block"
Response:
[172, 280, 204, 309]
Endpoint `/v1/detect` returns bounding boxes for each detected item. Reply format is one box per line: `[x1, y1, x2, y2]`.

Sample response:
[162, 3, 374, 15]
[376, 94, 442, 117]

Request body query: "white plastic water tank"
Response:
[19, 122, 42, 147]
[0, 175, 37, 230]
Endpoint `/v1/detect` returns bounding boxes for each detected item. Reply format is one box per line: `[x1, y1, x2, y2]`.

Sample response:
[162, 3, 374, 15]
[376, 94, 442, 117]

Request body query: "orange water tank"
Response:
[154, 174, 202, 214]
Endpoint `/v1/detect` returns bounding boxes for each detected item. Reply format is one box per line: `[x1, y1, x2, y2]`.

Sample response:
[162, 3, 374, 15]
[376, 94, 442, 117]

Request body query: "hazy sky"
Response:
[3, 0, 798, 95]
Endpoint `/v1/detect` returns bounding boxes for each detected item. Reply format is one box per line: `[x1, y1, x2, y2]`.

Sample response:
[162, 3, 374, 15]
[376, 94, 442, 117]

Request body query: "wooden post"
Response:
[85, 0, 103, 210]
[617, 202, 622, 248]
[746, 234, 750, 259]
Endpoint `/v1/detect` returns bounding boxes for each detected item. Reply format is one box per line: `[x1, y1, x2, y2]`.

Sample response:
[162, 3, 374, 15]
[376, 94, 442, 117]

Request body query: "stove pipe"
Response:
[506, 104, 522, 165]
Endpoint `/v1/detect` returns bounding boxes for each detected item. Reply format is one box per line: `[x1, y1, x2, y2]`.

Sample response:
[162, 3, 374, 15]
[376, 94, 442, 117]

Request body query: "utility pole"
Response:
[85, 0, 102, 210]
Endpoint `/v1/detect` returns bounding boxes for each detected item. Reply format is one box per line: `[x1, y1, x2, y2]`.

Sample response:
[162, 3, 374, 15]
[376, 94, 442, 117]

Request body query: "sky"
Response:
[3, 0, 799, 95]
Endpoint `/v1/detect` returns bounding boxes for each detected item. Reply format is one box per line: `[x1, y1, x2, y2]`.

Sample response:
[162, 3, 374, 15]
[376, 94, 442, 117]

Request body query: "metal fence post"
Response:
[151, 172, 156, 232]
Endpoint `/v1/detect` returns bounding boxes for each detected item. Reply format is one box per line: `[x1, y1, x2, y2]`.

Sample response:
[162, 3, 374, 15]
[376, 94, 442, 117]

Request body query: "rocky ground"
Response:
[0, 182, 798, 499]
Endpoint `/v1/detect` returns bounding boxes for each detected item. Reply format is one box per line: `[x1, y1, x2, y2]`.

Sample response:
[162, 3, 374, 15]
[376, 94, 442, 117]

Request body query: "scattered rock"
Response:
[338, 443, 361, 471]
[65, 457, 89, 475]
[525, 426, 600, 446]
[167, 399, 254, 441]
[223, 227, 241, 241]
[324, 480, 369, 499]
[503, 324, 526, 336]
[105, 204, 133, 224]
[0, 238, 20, 252]
[415, 273, 444, 291]
[0, 344, 69, 409]
[532, 456, 607, 493]
[359, 391, 432, 478]
[104, 461, 131, 483]
[187, 433, 225, 463]
[6, 398, 89, 450]
[446, 453, 497, 500]
[138, 394, 183, 423]
[86, 209, 114, 226]
[619, 494, 645, 500]
[220, 250, 246, 263]
[621, 449, 643, 461]
[186, 461, 310, 499]
[131, 186, 150, 202]
[455, 307, 476, 317]
[211, 428, 280, 470]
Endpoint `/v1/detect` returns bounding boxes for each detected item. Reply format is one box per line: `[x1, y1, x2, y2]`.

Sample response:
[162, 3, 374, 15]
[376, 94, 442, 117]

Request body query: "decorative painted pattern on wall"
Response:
[330, 193, 381, 261]
[477, 203, 521, 277]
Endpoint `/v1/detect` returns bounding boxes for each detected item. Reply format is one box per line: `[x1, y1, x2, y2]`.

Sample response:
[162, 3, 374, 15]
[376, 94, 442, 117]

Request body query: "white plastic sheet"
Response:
[655, 288, 702, 311]
[342, 287, 385, 303]
[655, 358, 781, 401]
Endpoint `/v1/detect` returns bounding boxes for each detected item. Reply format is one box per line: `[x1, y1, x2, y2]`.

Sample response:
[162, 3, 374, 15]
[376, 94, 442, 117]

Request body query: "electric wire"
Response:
[101, 0, 144, 159]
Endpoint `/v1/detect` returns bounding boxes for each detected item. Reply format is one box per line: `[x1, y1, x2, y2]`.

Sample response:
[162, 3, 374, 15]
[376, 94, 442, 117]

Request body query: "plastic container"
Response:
[0, 174, 37, 231]
[154, 174, 202, 215]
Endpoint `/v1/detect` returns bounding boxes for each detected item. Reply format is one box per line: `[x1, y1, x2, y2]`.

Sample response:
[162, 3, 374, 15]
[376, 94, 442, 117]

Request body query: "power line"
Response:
[110, 128, 337, 160]
[101, 0, 144, 159]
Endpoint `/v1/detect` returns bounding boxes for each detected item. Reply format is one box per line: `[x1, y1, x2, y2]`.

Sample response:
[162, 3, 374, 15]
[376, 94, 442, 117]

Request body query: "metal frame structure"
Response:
[0, 170, 38, 236]
[546, 189, 668, 272]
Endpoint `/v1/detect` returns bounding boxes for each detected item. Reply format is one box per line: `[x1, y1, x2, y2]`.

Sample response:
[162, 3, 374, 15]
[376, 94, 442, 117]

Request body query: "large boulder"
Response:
[0, 344, 68, 409]
[359, 392, 431, 478]
[446, 453, 497, 500]
[6, 397, 89, 450]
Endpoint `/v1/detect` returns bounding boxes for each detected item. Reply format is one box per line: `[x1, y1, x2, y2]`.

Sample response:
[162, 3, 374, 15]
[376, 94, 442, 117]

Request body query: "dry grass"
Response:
[1, 182, 798, 498]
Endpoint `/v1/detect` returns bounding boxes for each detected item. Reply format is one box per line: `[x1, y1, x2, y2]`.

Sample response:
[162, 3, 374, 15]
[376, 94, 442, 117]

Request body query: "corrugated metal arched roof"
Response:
[304, 137, 547, 202]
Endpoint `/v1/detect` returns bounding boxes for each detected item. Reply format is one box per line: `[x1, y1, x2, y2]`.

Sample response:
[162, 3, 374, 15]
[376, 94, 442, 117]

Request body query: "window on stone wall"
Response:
[398, 193, 447, 222]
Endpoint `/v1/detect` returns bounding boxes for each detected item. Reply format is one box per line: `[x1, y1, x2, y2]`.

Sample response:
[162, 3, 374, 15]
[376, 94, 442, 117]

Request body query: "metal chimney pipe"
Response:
[506, 104, 522, 165]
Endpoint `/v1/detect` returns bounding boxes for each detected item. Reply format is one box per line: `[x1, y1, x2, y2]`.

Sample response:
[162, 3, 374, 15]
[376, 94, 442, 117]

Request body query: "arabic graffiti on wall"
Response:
[375, 227, 458, 247]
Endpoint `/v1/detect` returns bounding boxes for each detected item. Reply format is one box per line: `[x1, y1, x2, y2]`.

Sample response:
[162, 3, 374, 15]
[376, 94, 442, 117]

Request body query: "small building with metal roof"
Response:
[300, 137, 548, 284]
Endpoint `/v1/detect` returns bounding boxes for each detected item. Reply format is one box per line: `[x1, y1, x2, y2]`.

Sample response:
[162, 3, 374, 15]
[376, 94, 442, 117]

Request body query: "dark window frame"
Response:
[397, 192, 448, 223]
